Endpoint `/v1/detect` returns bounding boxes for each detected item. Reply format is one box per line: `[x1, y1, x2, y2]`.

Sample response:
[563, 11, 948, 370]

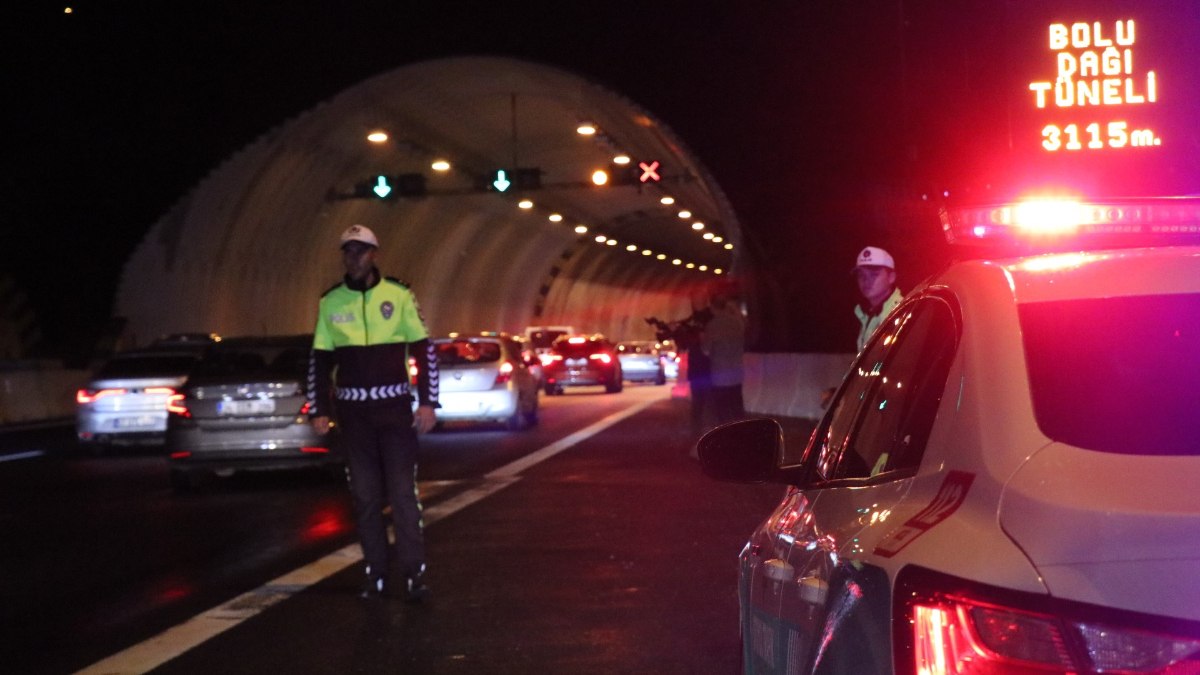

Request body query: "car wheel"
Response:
[605, 379, 623, 394]
[654, 370, 666, 385]
[544, 384, 557, 396]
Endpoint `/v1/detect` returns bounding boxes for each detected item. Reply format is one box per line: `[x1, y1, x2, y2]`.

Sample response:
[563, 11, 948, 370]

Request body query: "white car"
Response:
[76, 350, 203, 452]
[701, 200, 1200, 675]
[432, 333, 539, 430]
[617, 341, 667, 385]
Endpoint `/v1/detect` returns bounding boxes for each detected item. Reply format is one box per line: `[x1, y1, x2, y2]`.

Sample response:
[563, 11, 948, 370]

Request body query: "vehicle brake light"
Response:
[495, 361, 514, 385]
[300, 446, 328, 454]
[896, 567, 1200, 675]
[76, 388, 128, 404]
[299, 401, 311, 416]
[166, 393, 190, 417]
[568, 337, 587, 344]
[170, 451, 191, 459]
[589, 353, 612, 364]
[539, 353, 563, 366]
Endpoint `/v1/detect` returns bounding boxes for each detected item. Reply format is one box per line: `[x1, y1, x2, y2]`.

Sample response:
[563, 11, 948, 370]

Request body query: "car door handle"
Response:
[763, 558, 795, 582]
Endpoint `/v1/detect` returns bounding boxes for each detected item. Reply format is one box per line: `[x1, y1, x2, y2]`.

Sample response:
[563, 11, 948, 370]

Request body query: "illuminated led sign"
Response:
[1028, 19, 1161, 152]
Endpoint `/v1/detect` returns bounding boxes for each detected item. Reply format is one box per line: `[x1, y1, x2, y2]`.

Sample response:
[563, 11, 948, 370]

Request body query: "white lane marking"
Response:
[76, 389, 668, 675]
[0, 450, 45, 463]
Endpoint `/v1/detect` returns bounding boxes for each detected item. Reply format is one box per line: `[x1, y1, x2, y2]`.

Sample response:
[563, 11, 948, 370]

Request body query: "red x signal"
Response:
[638, 161, 661, 183]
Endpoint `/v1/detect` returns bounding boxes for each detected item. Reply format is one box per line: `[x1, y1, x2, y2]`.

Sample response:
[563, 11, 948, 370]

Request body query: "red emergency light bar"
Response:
[941, 196, 1200, 246]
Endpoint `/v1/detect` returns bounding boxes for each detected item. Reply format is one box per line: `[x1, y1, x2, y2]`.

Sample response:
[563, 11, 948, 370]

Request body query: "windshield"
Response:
[1020, 293, 1200, 455]
[529, 330, 569, 350]
[96, 354, 198, 378]
[190, 341, 309, 380]
[435, 340, 501, 365]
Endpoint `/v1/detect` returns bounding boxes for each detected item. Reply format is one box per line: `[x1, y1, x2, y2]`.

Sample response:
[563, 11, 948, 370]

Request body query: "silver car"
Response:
[164, 335, 340, 490]
[433, 333, 539, 430]
[76, 350, 203, 453]
[617, 341, 667, 385]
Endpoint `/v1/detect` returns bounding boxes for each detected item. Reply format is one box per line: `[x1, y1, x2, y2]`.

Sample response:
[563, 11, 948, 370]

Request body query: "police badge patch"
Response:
[380, 301, 394, 319]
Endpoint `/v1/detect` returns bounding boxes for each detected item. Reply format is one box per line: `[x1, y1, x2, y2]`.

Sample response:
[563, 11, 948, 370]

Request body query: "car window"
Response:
[1020, 293, 1200, 456]
[435, 340, 501, 365]
[191, 341, 309, 379]
[530, 330, 568, 350]
[553, 341, 607, 358]
[96, 354, 198, 378]
[836, 297, 958, 479]
[810, 309, 908, 478]
[808, 296, 958, 481]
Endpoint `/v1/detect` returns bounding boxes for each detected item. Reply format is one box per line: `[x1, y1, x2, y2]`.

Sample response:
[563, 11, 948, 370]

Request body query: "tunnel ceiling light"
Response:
[613, 155, 631, 165]
[431, 159, 451, 172]
[595, 235, 607, 243]
[686, 263, 695, 269]
[656, 254, 667, 260]
[678, 210, 692, 219]
[367, 131, 389, 143]
[606, 239, 617, 246]
[724, 243, 734, 250]
[672, 258, 682, 265]
[577, 123, 597, 135]
[591, 170, 609, 186]
[712, 236, 724, 243]
[660, 196, 675, 205]
[626, 244, 637, 252]
[575, 225, 588, 234]
[549, 213, 563, 222]
[703, 232, 714, 240]
[692, 222, 705, 230]
[699, 265, 708, 271]
[715, 268, 724, 275]
[642, 249, 652, 256]
[518, 199, 534, 209]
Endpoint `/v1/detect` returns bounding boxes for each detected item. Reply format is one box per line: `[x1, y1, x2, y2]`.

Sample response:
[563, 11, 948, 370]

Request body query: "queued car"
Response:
[432, 333, 539, 430]
[616, 341, 667, 385]
[541, 334, 623, 394]
[164, 335, 340, 490]
[659, 340, 680, 380]
[700, 200, 1200, 675]
[76, 349, 204, 453]
[524, 325, 576, 358]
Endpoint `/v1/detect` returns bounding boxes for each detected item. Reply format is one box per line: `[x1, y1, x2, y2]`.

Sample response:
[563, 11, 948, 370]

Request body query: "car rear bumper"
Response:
[435, 389, 520, 421]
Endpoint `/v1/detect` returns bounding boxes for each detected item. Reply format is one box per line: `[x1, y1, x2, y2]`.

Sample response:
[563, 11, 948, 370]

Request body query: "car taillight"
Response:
[76, 388, 128, 404]
[495, 361, 514, 385]
[166, 393, 190, 417]
[299, 401, 311, 415]
[589, 353, 612, 364]
[895, 567, 1200, 675]
[540, 353, 563, 367]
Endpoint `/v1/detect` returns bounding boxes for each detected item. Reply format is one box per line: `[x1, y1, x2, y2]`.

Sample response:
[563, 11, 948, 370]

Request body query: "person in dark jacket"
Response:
[309, 224, 440, 602]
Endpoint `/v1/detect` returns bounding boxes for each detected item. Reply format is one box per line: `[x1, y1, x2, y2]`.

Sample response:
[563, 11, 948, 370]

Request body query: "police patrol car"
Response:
[699, 197, 1200, 674]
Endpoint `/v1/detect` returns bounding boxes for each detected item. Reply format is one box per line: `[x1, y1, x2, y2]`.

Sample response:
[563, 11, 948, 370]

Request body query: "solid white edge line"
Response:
[75, 389, 667, 675]
[0, 450, 45, 463]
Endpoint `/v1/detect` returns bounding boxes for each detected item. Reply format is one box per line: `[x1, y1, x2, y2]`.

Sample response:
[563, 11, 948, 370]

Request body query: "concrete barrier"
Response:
[0, 353, 856, 429]
[743, 352, 854, 422]
[0, 362, 89, 427]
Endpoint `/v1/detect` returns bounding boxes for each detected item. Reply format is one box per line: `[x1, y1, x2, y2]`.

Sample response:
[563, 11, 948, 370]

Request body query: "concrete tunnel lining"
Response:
[115, 55, 742, 345]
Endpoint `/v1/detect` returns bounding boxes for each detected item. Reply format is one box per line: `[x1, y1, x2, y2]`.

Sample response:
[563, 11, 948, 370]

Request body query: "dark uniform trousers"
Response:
[338, 399, 425, 580]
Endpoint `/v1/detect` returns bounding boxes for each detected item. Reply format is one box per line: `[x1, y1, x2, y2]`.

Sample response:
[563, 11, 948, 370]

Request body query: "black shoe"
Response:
[360, 575, 386, 600]
[404, 566, 431, 603]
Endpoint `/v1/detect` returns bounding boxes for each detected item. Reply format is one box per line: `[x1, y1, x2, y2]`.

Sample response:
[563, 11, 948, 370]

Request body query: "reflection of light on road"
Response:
[303, 507, 351, 542]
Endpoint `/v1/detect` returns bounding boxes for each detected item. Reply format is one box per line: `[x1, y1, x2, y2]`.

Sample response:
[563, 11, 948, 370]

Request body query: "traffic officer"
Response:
[309, 224, 440, 601]
[853, 245, 904, 352]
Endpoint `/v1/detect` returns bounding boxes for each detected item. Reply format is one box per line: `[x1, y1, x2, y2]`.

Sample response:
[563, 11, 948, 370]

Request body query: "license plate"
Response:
[113, 416, 157, 429]
[217, 399, 277, 416]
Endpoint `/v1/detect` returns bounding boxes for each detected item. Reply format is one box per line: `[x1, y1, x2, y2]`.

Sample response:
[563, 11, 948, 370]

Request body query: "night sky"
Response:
[7, 1, 1197, 357]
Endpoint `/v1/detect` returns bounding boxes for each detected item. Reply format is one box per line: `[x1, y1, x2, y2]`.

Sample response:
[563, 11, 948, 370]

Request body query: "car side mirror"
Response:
[697, 417, 794, 484]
